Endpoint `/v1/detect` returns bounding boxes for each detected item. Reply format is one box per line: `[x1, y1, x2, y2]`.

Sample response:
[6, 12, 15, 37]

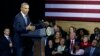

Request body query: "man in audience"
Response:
[84, 39, 100, 56]
[90, 27, 100, 43]
[67, 30, 80, 55]
[0, 28, 13, 56]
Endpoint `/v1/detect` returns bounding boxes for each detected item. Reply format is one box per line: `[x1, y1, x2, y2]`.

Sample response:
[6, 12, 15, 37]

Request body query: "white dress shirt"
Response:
[4, 35, 12, 43]
[70, 39, 75, 54]
[70, 39, 75, 48]
[71, 39, 75, 44]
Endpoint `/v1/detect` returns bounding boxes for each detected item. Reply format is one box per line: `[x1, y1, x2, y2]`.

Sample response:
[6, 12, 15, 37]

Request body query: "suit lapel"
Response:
[89, 47, 97, 56]
[92, 47, 97, 56]
[3, 36, 10, 44]
[20, 13, 27, 26]
[20, 13, 30, 26]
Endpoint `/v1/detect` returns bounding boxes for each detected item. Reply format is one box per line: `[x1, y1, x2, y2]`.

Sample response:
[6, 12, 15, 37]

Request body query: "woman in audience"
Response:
[69, 26, 77, 39]
[68, 26, 77, 40]
[69, 26, 76, 34]
[52, 38, 67, 56]
[80, 36, 91, 49]
[53, 31, 62, 49]
[76, 28, 89, 42]
[47, 25, 67, 42]
[54, 25, 67, 39]
[45, 40, 54, 56]
[71, 44, 84, 56]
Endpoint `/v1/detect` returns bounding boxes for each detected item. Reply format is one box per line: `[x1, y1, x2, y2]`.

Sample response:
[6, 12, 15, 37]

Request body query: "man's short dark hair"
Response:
[21, 2, 29, 8]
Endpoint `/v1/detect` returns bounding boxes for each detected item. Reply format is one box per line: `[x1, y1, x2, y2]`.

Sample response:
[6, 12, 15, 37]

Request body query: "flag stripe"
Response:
[45, 0, 100, 21]
[46, 1, 100, 4]
[46, 17, 100, 22]
[45, 4, 100, 9]
[45, 9, 100, 13]
[45, 12, 100, 18]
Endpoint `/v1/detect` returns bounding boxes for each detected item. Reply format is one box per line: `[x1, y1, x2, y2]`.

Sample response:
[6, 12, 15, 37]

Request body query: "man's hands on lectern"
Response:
[26, 23, 35, 31]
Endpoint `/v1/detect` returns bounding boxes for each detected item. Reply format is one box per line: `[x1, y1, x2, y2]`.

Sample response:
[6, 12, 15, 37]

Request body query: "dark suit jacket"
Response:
[0, 36, 12, 56]
[84, 47, 100, 56]
[13, 12, 31, 47]
[13, 12, 31, 33]
[66, 39, 80, 48]
[66, 39, 80, 55]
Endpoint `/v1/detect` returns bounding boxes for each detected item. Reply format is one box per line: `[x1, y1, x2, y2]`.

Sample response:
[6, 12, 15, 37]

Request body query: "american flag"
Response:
[45, 0, 100, 22]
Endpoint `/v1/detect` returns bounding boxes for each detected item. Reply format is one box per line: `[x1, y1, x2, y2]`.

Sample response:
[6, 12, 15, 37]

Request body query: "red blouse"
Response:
[80, 42, 91, 49]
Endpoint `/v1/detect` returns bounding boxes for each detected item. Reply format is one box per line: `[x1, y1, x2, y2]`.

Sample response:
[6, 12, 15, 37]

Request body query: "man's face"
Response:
[4, 29, 10, 36]
[94, 28, 99, 34]
[70, 33, 75, 40]
[92, 40, 97, 47]
[21, 5, 29, 15]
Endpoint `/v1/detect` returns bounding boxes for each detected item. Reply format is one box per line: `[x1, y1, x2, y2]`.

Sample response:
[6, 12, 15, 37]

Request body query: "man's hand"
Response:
[29, 25, 35, 31]
[26, 23, 35, 31]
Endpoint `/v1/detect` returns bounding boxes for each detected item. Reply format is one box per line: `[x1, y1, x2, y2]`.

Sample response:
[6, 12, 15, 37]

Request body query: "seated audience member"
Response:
[0, 28, 13, 56]
[68, 26, 77, 40]
[96, 38, 100, 47]
[90, 27, 100, 47]
[84, 39, 100, 56]
[52, 38, 67, 56]
[45, 40, 54, 56]
[80, 36, 91, 49]
[66, 26, 80, 55]
[71, 44, 84, 56]
[90, 27, 100, 43]
[53, 31, 62, 49]
[46, 31, 62, 48]
[76, 28, 89, 42]
[69, 26, 76, 35]
[54, 25, 67, 39]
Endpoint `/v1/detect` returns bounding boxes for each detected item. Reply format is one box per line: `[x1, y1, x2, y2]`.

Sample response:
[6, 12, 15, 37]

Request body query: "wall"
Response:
[56, 21, 100, 34]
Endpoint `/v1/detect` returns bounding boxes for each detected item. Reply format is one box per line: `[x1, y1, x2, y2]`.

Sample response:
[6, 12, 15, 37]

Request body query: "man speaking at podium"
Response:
[13, 2, 35, 56]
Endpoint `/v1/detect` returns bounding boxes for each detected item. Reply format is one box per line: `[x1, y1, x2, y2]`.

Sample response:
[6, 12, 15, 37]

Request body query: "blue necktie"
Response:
[24, 16, 27, 25]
